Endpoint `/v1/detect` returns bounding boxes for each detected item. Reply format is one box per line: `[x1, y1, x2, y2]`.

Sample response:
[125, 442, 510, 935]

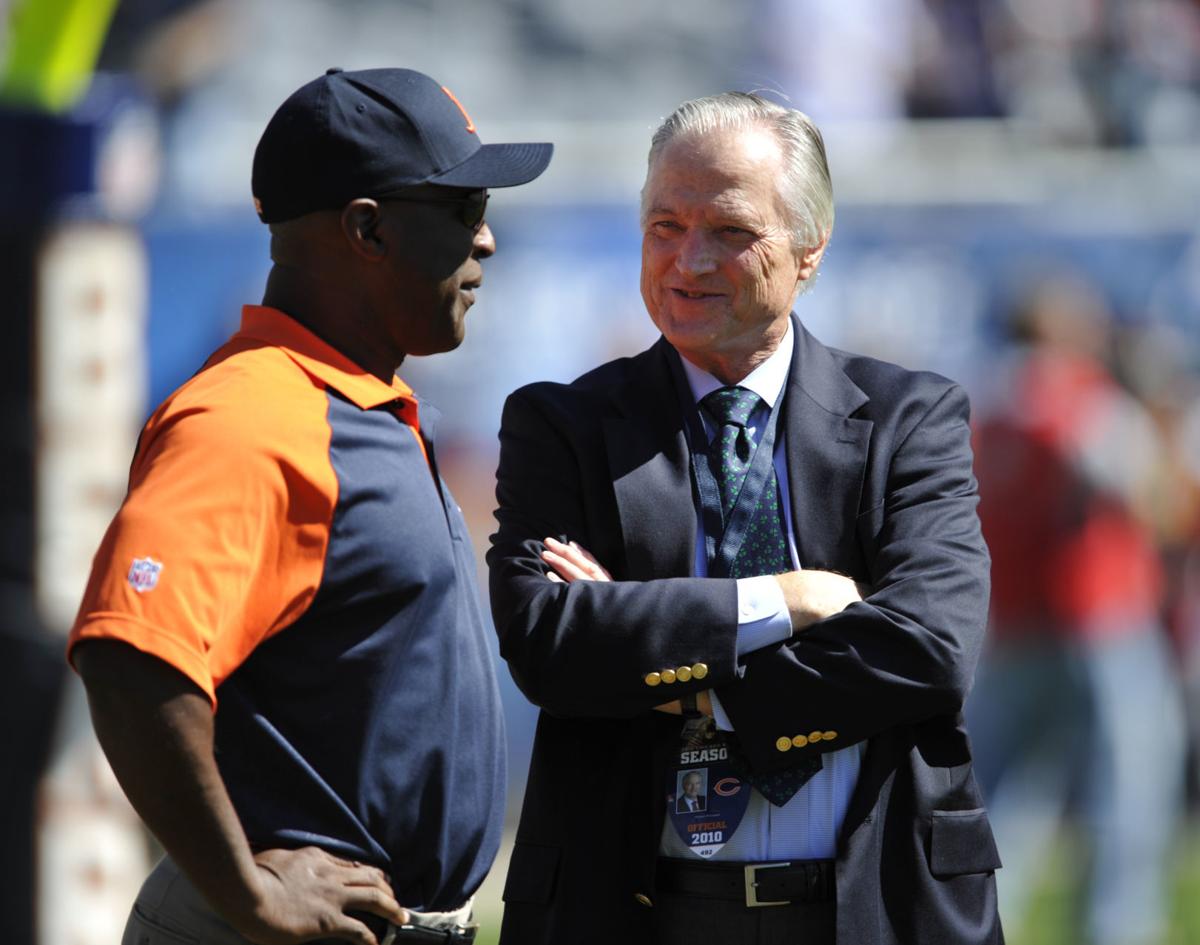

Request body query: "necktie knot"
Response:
[701, 386, 760, 428]
[702, 387, 761, 466]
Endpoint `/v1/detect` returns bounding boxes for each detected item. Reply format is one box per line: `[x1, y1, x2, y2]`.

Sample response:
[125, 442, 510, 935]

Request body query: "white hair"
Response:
[642, 92, 834, 254]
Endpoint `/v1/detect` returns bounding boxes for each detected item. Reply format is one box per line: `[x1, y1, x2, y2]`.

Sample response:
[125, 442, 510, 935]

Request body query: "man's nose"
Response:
[473, 221, 496, 258]
[674, 229, 716, 277]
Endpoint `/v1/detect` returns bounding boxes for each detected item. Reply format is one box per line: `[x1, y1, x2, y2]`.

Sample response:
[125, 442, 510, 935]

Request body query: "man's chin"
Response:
[654, 311, 726, 348]
[408, 322, 467, 357]
[412, 337, 465, 358]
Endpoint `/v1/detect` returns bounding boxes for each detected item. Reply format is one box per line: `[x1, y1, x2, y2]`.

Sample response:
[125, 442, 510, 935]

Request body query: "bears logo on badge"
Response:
[127, 557, 163, 593]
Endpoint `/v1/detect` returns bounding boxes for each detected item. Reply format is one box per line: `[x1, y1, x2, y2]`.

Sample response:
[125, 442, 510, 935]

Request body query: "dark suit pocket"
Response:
[929, 808, 1002, 878]
[502, 842, 561, 904]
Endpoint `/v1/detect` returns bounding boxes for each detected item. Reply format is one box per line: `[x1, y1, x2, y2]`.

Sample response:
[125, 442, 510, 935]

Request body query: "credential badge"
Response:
[127, 557, 163, 593]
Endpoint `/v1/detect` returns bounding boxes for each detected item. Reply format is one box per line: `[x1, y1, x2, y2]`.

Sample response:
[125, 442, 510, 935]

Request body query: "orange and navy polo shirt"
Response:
[68, 304, 504, 911]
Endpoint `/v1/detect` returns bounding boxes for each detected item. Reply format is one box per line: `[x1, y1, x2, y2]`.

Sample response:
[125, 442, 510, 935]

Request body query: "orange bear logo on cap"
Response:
[440, 86, 477, 133]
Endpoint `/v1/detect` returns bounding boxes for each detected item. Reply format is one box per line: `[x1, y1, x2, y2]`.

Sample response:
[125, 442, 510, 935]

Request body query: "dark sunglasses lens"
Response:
[463, 192, 488, 230]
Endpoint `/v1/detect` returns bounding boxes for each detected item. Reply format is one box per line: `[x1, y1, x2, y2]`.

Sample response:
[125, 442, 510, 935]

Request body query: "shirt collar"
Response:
[678, 320, 794, 408]
[236, 305, 416, 411]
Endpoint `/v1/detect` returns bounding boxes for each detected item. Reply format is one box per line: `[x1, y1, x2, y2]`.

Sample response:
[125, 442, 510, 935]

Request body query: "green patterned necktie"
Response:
[700, 385, 822, 806]
[700, 386, 790, 578]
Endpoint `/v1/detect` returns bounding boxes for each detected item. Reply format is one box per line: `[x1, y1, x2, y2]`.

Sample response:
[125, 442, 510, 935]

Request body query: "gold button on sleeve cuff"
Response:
[822, 730, 837, 741]
[775, 736, 792, 752]
[675, 665, 692, 682]
[634, 893, 653, 908]
[792, 734, 808, 748]
[644, 672, 661, 687]
[661, 668, 677, 684]
[808, 730, 823, 743]
[691, 662, 708, 680]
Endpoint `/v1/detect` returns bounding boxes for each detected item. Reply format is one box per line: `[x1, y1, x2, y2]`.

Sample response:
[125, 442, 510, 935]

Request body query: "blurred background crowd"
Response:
[3, 1, 1200, 943]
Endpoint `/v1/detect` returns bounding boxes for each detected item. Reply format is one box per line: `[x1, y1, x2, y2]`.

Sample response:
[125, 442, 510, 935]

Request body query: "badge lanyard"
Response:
[660, 348, 785, 857]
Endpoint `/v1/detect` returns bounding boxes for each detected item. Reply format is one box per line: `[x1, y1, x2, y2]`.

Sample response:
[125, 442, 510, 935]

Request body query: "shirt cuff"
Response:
[735, 574, 792, 657]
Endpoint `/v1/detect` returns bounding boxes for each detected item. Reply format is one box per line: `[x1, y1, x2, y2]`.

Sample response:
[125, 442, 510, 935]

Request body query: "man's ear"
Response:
[796, 232, 830, 282]
[341, 198, 386, 261]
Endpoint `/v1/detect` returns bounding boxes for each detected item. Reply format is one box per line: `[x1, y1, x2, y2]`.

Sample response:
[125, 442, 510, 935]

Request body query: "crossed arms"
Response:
[487, 377, 991, 772]
[540, 536, 865, 718]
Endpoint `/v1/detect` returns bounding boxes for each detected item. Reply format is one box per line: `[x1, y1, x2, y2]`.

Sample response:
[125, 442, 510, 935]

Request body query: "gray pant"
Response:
[122, 857, 474, 945]
[122, 857, 249, 945]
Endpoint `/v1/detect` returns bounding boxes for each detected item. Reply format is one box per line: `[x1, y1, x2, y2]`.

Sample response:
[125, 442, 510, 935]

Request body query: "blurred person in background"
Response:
[969, 272, 1185, 945]
[64, 67, 551, 945]
[489, 91, 999, 945]
[1118, 321, 1200, 835]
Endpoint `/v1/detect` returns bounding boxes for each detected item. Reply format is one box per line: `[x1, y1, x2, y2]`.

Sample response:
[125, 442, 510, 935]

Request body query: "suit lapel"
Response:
[603, 322, 872, 579]
[784, 316, 873, 572]
[604, 339, 697, 580]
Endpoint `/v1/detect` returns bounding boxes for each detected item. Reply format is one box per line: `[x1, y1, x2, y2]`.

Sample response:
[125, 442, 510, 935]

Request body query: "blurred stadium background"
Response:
[3, 1, 1200, 943]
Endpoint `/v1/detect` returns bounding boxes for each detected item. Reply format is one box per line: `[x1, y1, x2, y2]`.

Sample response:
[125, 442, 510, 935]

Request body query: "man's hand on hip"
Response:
[239, 847, 407, 945]
[74, 640, 407, 945]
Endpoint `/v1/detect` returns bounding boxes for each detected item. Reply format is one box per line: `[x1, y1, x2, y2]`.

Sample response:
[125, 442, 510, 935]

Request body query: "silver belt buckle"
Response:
[744, 861, 791, 907]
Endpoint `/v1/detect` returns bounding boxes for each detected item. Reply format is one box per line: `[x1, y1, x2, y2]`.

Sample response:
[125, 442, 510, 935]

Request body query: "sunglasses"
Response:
[380, 189, 489, 233]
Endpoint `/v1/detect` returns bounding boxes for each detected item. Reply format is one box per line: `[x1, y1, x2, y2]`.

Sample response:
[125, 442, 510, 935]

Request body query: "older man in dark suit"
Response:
[488, 92, 1000, 945]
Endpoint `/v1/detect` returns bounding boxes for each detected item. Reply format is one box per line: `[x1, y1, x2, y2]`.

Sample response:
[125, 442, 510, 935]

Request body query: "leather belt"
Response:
[382, 923, 477, 944]
[656, 857, 835, 908]
[357, 912, 476, 945]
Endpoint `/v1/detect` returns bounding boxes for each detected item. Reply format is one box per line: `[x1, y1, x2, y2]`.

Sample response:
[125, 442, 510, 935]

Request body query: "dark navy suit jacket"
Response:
[488, 316, 1002, 944]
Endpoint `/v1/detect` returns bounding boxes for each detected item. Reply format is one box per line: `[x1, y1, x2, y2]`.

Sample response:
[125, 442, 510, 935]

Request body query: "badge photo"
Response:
[675, 769, 708, 814]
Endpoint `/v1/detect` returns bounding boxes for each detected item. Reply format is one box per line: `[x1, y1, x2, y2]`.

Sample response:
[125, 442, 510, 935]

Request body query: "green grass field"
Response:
[1014, 820, 1200, 945]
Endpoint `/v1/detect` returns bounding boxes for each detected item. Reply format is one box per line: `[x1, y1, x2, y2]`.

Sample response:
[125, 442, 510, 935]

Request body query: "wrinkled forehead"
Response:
[642, 126, 788, 222]
[647, 125, 782, 180]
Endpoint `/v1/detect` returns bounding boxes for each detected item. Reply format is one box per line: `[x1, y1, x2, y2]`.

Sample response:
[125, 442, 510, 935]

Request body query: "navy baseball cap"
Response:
[252, 67, 553, 223]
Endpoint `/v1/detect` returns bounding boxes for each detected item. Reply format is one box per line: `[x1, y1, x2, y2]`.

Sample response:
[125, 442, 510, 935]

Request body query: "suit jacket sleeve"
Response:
[488, 382, 741, 720]
[716, 380, 991, 772]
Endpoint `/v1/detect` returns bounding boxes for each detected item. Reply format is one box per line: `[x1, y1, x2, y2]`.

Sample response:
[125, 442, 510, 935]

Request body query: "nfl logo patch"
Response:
[127, 557, 163, 593]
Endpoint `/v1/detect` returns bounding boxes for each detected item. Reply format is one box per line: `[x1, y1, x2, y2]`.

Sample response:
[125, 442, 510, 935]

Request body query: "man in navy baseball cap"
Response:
[71, 68, 551, 945]
[252, 67, 553, 222]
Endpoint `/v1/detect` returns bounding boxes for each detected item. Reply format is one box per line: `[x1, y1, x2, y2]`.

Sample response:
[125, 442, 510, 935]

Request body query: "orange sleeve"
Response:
[67, 354, 338, 707]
